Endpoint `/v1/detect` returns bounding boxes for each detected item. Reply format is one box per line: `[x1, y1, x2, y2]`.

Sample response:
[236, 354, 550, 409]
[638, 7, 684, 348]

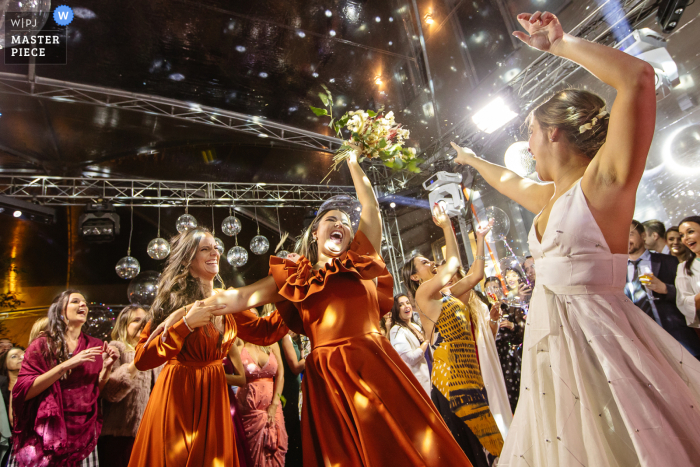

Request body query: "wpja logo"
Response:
[4, 5, 71, 65]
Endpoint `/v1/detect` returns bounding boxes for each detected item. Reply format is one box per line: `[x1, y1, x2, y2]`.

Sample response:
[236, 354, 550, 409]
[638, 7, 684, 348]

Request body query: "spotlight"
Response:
[0, 195, 56, 224]
[423, 171, 465, 217]
[620, 28, 679, 100]
[657, 0, 689, 33]
[390, 202, 396, 208]
[79, 201, 120, 243]
[472, 97, 518, 134]
[424, 13, 434, 25]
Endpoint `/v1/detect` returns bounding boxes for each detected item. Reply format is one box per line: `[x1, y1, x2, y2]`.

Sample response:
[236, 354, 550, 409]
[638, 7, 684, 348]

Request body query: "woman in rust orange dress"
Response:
[157, 148, 473, 466]
[127, 228, 289, 467]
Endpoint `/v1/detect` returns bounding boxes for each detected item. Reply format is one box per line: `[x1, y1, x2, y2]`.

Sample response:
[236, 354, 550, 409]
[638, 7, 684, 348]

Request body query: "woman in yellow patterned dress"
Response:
[401, 207, 501, 467]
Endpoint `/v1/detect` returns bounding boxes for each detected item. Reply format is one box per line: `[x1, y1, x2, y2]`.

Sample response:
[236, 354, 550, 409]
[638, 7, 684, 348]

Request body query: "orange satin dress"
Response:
[128, 310, 289, 467]
[267, 230, 472, 466]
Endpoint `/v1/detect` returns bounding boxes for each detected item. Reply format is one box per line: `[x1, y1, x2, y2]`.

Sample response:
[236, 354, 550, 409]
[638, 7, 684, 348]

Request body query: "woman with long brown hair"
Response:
[128, 228, 289, 467]
[151, 148, 472, 466]
[452, 11, 700, 466]
[401, 209, 502, 467]
[11, 290, 118, 467]
[388, 294, 430, 395]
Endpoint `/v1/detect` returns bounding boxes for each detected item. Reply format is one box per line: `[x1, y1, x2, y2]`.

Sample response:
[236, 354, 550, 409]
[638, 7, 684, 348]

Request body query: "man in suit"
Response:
[627, 220, 700, 357]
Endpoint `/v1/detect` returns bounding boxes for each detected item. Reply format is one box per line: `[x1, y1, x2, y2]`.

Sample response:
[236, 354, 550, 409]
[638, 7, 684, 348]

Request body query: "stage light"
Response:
[620, 28, 679, 100]
[424, 13, 434, 25]
[657, 0, 689, 33]
[424, 171, 465, 217]
[472, 97, 518, 134]
[79, 201, 120, 243]
[0, 195, 56, 224]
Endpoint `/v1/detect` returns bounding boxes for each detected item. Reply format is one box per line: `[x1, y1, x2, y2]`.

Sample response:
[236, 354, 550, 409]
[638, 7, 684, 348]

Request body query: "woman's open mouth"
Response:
[330, 229, 344, 245]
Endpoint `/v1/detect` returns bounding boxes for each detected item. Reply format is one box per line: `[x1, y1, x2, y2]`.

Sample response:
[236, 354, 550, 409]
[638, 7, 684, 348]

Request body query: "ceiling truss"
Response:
[0, 175, 355, 208]
[0, 72, 345, 154]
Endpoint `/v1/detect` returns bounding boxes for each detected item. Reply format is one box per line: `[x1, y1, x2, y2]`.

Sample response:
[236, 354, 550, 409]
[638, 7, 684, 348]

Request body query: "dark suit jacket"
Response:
[647, 252, 700, 357]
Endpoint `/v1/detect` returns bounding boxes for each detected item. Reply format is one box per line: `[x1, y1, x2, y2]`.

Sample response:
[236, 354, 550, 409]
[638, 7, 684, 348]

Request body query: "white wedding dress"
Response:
[498, 180, 700, 467]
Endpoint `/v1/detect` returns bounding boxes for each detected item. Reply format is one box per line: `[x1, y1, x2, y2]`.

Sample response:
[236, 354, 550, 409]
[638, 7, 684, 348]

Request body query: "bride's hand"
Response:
[346, 141, 362, 163]
[450, 142, 478, 166]
[513, 11, 564, 53]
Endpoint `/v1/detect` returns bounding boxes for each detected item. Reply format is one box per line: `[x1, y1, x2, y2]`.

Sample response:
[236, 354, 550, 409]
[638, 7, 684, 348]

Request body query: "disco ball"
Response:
[127, 271, 160, 306]
[147, 238, 171, 260]
[221, 216, 242, 236]
[214, 237, 225, 255]
[83, 304, 115, 342]
[227, 246, 248, 267]
[0, 0, 52, 48]
[276, 250, 290, 259]
[504, 141, 536, 177]
[250, 235, 270, 255]
[478, 206, 510, 242]
[116, 256, 140, 279]
[176, 214, 197, 233]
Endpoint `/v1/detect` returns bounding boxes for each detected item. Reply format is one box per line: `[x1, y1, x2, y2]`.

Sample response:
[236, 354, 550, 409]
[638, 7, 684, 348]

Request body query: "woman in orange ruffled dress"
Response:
[158, 147, 472, 466]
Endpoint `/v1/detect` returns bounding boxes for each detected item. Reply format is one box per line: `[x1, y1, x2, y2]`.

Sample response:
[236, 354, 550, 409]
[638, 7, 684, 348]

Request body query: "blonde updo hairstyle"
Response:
[529, 88, 610, 159]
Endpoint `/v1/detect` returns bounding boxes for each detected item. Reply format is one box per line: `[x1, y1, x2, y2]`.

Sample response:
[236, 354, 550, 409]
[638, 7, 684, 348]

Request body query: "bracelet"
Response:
[182, 315, 194, 333]
[490, 319, 500, 325]
[475, 255, 487, 261]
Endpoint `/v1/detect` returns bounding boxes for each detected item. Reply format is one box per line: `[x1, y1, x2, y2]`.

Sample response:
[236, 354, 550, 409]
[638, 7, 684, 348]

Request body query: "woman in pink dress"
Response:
[236, 337, 287, 467]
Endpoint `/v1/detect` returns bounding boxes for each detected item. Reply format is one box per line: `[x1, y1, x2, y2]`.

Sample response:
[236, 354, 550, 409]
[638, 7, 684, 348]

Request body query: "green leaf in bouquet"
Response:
[337, 114, 350, 129]
[359, 156, 366, 163]
[367, 110, 377, 118]
[407, 160, 421, 173]
[379, 138, 387, 149]
[310, 106, 328, 116]
[319, 92, 330, 107]
[379, 150, 392, 161]
[321, 84, 332, 101]
[394, 158, 405, 169]
[384, 159, 395, 169]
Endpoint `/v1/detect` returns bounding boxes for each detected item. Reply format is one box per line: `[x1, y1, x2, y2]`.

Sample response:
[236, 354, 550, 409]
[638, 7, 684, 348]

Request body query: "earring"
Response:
[311, 236, 317, 243]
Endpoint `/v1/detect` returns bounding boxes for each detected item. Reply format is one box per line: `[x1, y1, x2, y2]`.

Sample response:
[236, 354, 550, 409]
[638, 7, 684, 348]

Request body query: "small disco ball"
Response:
[227, 246, 249, 267]
[276, 250, 290, 259]
[504, 141, 536, 177]
[147, 238, 171, 260]
[176, 213, 197, 233]
[214, 237, 225, 255]
[221, 216, 242, 236]
[127, 270, 160, 306]
[0, 0, 52, 48]
[478, 206, 510, 242]
[84, 304, 115, 341]
[116, 256, 140, 279]
[250, 235, 269, 255]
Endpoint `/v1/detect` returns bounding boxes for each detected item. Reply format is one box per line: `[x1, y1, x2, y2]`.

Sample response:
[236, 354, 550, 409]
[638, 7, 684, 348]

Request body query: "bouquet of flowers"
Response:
[310, 85, 422, 181]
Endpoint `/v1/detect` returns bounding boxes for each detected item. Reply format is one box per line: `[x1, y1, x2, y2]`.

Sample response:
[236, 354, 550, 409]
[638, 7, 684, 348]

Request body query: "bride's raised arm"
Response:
[347, 145, 382, 252]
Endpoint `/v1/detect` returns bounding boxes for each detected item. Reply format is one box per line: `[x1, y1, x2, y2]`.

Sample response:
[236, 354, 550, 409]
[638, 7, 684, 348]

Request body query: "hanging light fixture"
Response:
[221, 202, 242, 236]
[147, 205, 171, 260]
[176, 189, 197, 233]
[250, 206, 269, 255]
[274, 207, 290, 259]
[211, 206, 225, 254]
[116, 203, 141, 279]
[227, 218, 248, 267]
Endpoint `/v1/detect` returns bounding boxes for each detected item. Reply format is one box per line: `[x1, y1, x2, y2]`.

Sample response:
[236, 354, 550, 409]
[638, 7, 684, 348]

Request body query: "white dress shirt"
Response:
[389, 323, 431, 396]
[676, 258, 700, 328]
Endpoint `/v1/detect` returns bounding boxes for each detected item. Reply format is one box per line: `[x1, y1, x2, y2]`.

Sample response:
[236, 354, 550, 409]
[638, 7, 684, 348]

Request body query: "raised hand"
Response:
[432, 203, 451, 229]
[489, 304, 502, 323]
[61, 346, 103, 371]
[450, 142, 478, 166]
[102, 342, 120, 370]
[513, 11, 564, 53]
[475, 219, 494, 238]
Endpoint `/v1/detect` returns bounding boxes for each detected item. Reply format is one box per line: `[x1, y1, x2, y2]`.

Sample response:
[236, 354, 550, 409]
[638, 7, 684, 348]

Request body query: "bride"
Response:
[452, 11, 700, 467]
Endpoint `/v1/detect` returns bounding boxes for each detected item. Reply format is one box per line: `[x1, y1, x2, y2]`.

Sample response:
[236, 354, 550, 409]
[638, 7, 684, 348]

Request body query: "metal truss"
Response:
[388, 0, 658, 187]
[0, 175, 355, 208]
[381, 210, 407, 292]
[0, 72, 345, 153]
